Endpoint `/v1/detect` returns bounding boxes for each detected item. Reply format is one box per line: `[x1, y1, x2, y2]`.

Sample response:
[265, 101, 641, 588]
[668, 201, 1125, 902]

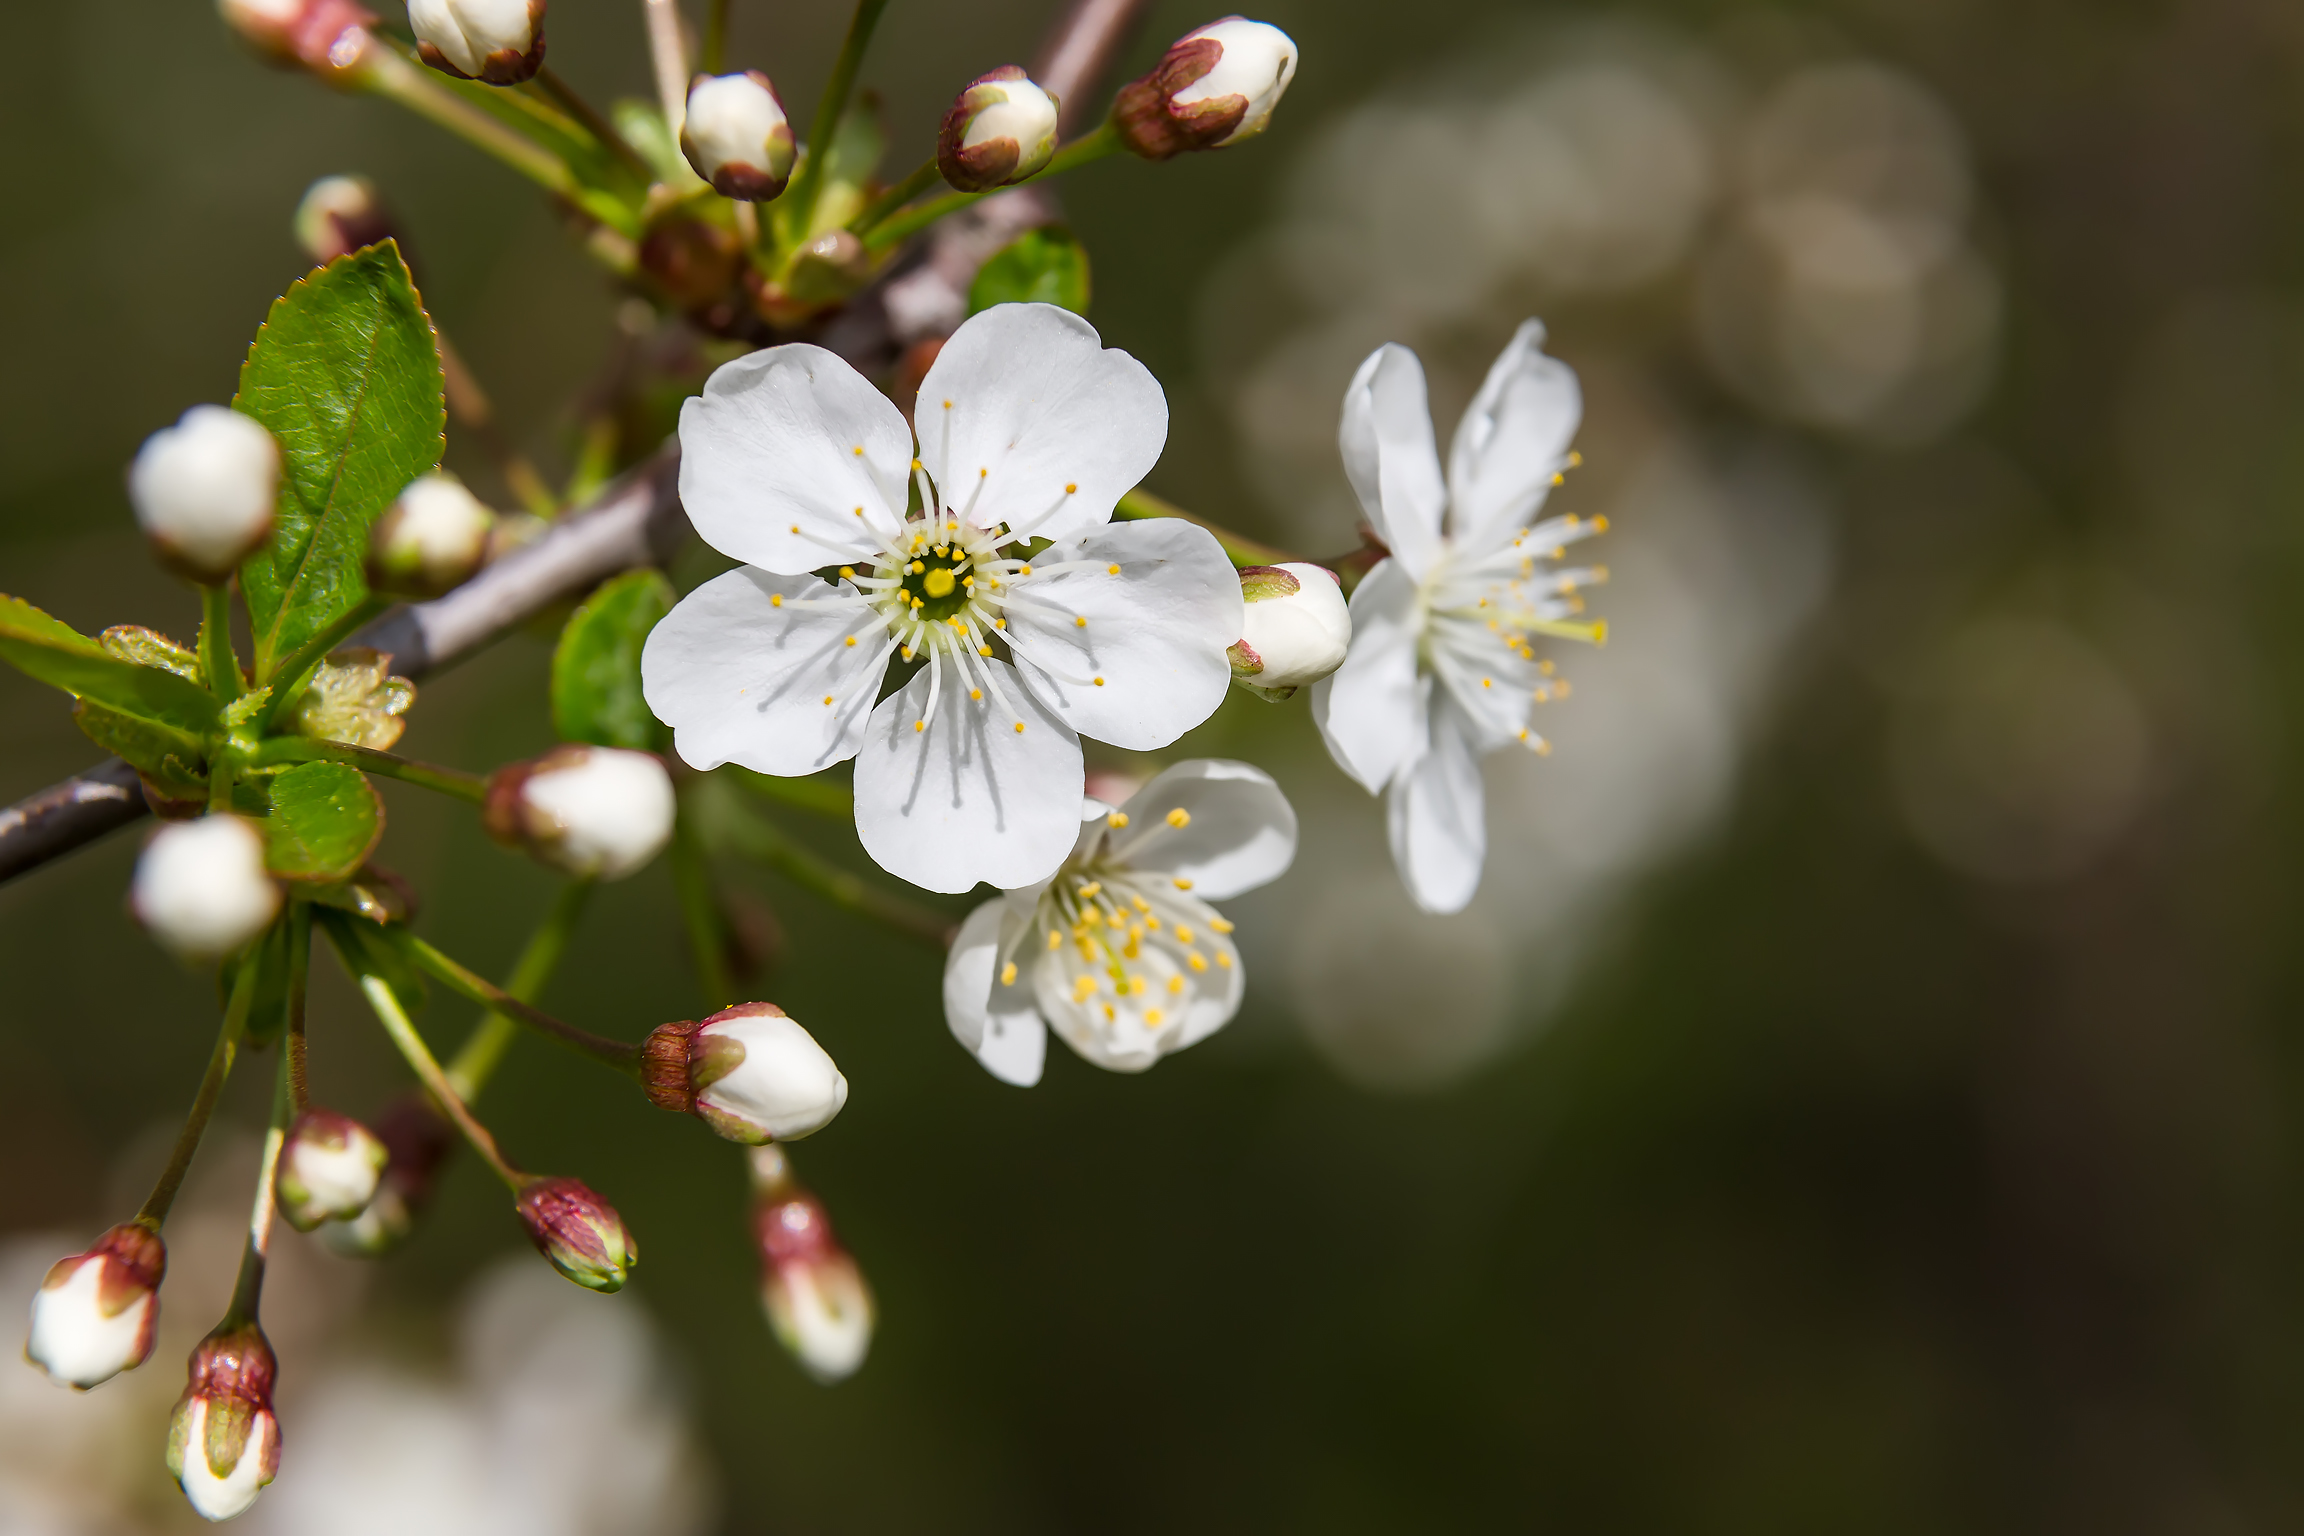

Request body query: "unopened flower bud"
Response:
[24, 1222, 166, 1390]
[218, 0, 377, 78]
[410, 0, 545, 85]
[515, 1177, 636, 1293]
[750, 1147, 872, 1383]
[318, 1094, 453, 1258]
[680, 72, 795, 201]
[1228, 562, 1350, 699]
[483, 745, 676, 880]
[642, 1003, 848, 1146]
[274, 1109, 388, 1231]
[367, 473, 495, 597]
[937, 66, 1060, 192]
[294, 175, 398, 267]
[1113, 16, 1298, 160]
[166, 1322, 281, 1522]
[129, 405, 280, 583]
[132, 817, 282, 963]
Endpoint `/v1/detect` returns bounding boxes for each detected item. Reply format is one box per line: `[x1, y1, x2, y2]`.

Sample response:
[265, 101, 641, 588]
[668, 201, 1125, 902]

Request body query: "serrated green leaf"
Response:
[236, 243, 446, 681]
[314, 906, 427, 1018]
[101, 626, 203, 681]
[262, 760, 384, 884]
[552, 569, 675, 751]
[0, 594, 221, 733]
[968, 227, 1091, 318]
[73, 699, 207, 778]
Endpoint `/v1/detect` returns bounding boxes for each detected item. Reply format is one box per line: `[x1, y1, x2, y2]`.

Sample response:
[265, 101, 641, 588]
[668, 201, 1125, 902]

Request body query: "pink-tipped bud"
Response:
[294, 175, 398, 267]
[750, 1147, 872, 1383]
[24, 1222, 166, 1390]
[368, 473, 495, 597]
[409, 0, 544, 85]
[680, 72, 796, 201]
[274, 1109, 389, 1232]
[1113, 16, 1298, 161]
[318, 1094, 453, 1258]
[937, 66, 1060, 192]
[515, 1177, 637, 1293]
[129, 405, 281, 583]
[132, 816, 283, 964]
[642, 1003, 849, 1146]
[1228, 562, 1350, 699]
[166, 1322, 281, 1522]
[483, 745, 677, 881]
[217, 0, 376, 78]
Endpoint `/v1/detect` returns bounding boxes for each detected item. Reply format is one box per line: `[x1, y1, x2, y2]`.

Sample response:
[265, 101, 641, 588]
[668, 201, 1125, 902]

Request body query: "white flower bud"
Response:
[680, 72, 796, 201]
[484, 745, 676, 880]
[128, 406, 281, 583]
[409, 0, 545, 85]
[751, 1150, 872, 1383]
[294, 175, 396, 267]
[937, 67, 1060, 193]
[1115, 16, 1298, 160]
[218, 0, 377, 77]
[367, 473, 495, 597]
[132, 817, 282, 963]
[166, 1324, 280, 1521]
[25, 1223, 165, 1390]
[275, 1109, 389, 1231]
[643, 1003, 848, 1145]
[1229, 562, 1350, 697]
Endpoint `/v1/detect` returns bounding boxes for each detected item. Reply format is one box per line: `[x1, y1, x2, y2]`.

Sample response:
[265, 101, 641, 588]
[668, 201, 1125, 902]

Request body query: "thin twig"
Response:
[446, 878, 595, 1102]
[136, 953, 261, 1227]
[400, 932, 642, 1077]
[361, 974, 527, 1188]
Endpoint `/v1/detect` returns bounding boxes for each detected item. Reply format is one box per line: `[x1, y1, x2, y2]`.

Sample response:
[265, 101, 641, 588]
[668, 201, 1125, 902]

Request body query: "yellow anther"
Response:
[1144, 1008, 1164, 1026]
[1047, 929, 1062, 950]
[1000, 961, 1018, 986]
[1187, 952, 1208, 973]
[942, 400, 951, 410]
[1131, 896, 1150, 913]
[1537, 738, 1554, 756]
[1173, 878, 1193, 891]
[839, 566, 855, 579]
[909, 560, 926, 574]
[933, 546, 949, 559]
[970, 688, 982, 700]
[1102, 1003, 1116, 1021]
[770, 593, 783, 607]
[823, 695, 833, 705]
[1482, 677, 1493, 688]
[853, 507, 864, 518]
[1020, 564, 1034, 575]
[1551, 473, 1564, 486]
[1075, 616, 1087, 628]
[1142, 914, 1160, 931]
[901, 647, 914, 661]
[948, 616, 965, 630]
[1538, 659, 1556, 675]
[1131, 976, 1150, 996]
[979, 467, 988, 478]
[1214, 951, 1232, 968]
[789, 523, 800, 533]
[852, 445, 864, 456]
[914, 720, 926, 733]
[1167, 975, 1185, 995]
[1106, 563, 1120, 575]
[994, 618, 1007, 630]
[1065, 482, 1077, 493]
[1568, 450, 1583, 467]
[1108, 811, 1130, 828]
[962, 576, 975, 587]
[1166, 808, 1190, 828]
[1014, 721, 1025, 733]
[1174, 925, 1194, 944]
[1209, 917, 1234, 934]
[1073, 974, 1097, 1000]
[845, 635, 857, 647]
[1093, 677, 1106, 687]
[978, 645, 993, 656]
[1078, 884, 1103, 902]
[1592, 514, 1610, 532]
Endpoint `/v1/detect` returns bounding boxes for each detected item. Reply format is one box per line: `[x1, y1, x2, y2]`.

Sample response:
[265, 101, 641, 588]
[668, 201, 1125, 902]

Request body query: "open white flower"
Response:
[643, 303, 1242, 894]
[1311, 321, 1609, 915]
[942, 759, 1296, 1084]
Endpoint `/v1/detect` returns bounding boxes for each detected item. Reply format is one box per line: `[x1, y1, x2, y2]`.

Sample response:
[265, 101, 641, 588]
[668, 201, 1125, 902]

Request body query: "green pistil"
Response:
[899, 547, 975, 624]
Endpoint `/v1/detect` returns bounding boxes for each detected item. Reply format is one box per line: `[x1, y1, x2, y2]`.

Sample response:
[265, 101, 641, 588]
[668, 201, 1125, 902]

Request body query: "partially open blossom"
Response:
[24, 1222, 166, 1390]
[368, 473, 495, 597]
[133, 817, 282, 963]
[943, 759, 1296, 1084]
[937, 67, 1060, 192]
[166, 1322, 281, 1522]
[1229, 562, 1350, 699]
[1313, 321, 1606, 914]
[295, 175, 397, 267]
[274, 1109, 389, 1231]
[1114, 17, 1298, 160]
[129, 405, 280, 582]
[218, 0, 377, 77]
[483, 745, 676, 880]
[515, 1177, 636, 1293]
[318, 1094, 453, 1258]
[642, 1002, 849, 1145]
[750, 1147, 872, 1383]
[644, 302, 1240, 895]
[680, 72, 795, 201]
[409, 0, 545, 85]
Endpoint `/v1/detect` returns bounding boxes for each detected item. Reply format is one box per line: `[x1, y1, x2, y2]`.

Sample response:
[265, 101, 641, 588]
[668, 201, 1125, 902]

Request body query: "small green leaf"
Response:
[101, 626, 203, 681]
[283, 647, 415, 750]
[314, 906, 427, 1018]
[968, 227, 1091, 318]
[236, 243, 446, 682]
[0, 594, 220, 733]
[262, 760, 384, 884]
[73, 700, 207, 778]
[552, 569, 675, 751]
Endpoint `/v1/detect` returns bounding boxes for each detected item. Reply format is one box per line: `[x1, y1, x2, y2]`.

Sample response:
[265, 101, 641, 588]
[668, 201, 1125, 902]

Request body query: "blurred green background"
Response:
[8, 0, 2304, 1531]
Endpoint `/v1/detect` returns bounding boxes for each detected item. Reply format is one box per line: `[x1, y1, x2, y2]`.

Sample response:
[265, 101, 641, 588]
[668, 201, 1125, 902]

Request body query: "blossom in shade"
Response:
[24, 1222, 166, 1390]
[1114, 17, 1299, 160]
[750, 1147, 872, 1383]
[166, 1322, 282, 1522]
[294, 175, 396, 267]
[942, 759, 1296, 1084]
[483, 745, 676, 880]
[132, 816, 282, 963]
[218, 0, 377, 77]
[680, 72, 796, 201]
[368, 473, 495, 597]
[274, 1109, 389, 1231]
[1312, 321, 1608, 914]
[514, 1177, 636, 1293]
[317, 1095, 453, 1258]
[938, 67, 1061, 192]
[1229, 562, 1350, 699]
[643, 302, 1241, 895]
[129, 405, 281, 582]
[409, 0, 545, 84]
[641, 1003, 849, 1145]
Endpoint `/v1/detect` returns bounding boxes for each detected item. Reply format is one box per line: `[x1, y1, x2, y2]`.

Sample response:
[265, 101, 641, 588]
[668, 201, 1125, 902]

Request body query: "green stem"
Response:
[285, 901, 312, 1113]
[786, 0, 891, 238]
[399, 933, 642, 1078]
[534, 66, 657, 183]
[1115, 487, 1303, 570]
[864, 122, 1120, 252]
[251, 737, 487, 804]
[847, 159, 943, 239]
[198, 583, 243, 702]
[136, 953, 260, 1228]
[702, 0, 731, 74]
[223, 1053, 293, 1327]
[208, 755, 235, 815]
[359, 973, 526, 1189]
[722, 804, 951, 949]
[669, 805, 735, 1010]
[445, 879, 595, 1103]
[255, 595, 389, 730]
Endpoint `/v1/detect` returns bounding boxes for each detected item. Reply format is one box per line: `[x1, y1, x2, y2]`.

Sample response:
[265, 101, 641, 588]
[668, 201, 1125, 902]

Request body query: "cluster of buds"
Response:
[750, 1147, 872, 1383]
[515, 1176, 637, 1292]
[166, 1322, 282, 1522]
[274, 1109, 390, 1231]
[483, 744, 677, 880]
[367, 472, 497, 597]
[642, 1002, 849, 1145]
[937, 67, 1061, 192]
[681, 73, 796, 201]
[218, 0, 377, 80]
[1114, 17, 1298, 160]
[131, 816, 283, 963]
[1228, 563, 1352, 701]
[129, 405, 281, 583]
[410, 0, 545, 85]
[25, 1222, 166, 1390]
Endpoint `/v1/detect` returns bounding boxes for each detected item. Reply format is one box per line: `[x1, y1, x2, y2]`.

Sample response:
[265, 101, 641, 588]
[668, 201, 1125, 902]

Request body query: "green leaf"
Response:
[314, 907, 427, 1019]
[236, 243, 446, 682]
[240, 920, 294, 1049]
[552, 569, 675, 751]
[262, 760, 384, 884]
[72, 700, 207, 779]
[0, 594, 220, 733]
[968, 227, 1091, 318]
[100, 626, 203, 681]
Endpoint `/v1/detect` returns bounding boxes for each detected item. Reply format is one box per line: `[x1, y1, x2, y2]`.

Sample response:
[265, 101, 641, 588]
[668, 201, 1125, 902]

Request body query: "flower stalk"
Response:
[398, 931, 642, 1078]
[251, 737, 488, 803]
[784, 0, 892, 237]
[137, 954, 262, 1228]
[359, 972, 527, 1188]
[199, 583, 244, 702]
[445, 877, 595, 1102]
[862, 121, 1119, 252]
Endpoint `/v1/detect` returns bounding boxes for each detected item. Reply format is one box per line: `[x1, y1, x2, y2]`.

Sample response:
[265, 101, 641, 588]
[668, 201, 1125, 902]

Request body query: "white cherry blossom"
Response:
[942, 759, 1296, 1084]
[644, 303, 1242, 894]
[1311, 321, 1609, 914]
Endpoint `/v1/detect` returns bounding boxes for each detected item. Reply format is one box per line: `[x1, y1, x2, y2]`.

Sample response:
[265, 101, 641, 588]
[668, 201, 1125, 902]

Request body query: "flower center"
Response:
[1028, 864, 1236, 1039]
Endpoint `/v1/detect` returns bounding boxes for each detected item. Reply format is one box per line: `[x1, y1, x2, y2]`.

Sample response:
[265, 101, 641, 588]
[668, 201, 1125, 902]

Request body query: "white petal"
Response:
[914, 304, 1166, 545]
[678, 343, 912, 574]
[1386, 697, 1486, 914]
[1427, 620, 1541, 752]
[1446, 319, 1583, 553]
[1170, 920, 1245, 1050]
[1339, 343, 1448, 579]
[942, 899, 1048, 1086]
[1003, 519, 1239, 751]
[641, 568, 886, 774]
[853, 657, 1083, 894]
[1108, 760, 1297, 901]
[1310, 559, 1426, 793]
